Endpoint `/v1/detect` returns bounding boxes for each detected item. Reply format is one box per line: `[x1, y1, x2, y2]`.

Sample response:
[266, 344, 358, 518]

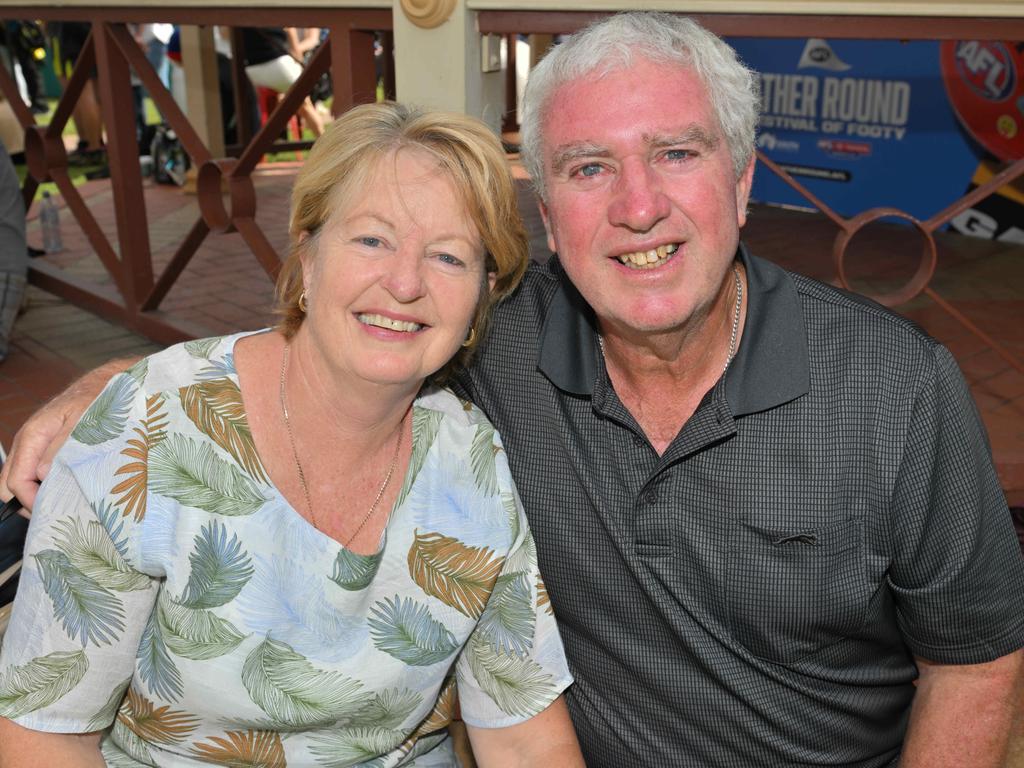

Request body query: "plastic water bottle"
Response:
[39, 191, 62, 253]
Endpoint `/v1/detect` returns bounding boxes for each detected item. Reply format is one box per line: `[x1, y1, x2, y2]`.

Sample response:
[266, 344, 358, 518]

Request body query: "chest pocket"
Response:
[726, 518, 869, 664]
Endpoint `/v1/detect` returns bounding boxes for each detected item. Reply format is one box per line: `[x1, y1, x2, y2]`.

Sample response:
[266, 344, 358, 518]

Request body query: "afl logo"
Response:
[954, 41, 1016, 101]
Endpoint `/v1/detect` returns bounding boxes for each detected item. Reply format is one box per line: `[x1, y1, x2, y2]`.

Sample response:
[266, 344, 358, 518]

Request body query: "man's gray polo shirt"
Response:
[454, 245, 1024, 767]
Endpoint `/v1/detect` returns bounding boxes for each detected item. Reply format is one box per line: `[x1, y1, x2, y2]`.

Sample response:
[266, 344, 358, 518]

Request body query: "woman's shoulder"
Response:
[128, 329, 266, 395]
[414, 385, 495, 432]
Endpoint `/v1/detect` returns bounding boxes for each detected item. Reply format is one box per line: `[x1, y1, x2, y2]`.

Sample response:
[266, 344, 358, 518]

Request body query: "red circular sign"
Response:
[941, 40, 1024, 162]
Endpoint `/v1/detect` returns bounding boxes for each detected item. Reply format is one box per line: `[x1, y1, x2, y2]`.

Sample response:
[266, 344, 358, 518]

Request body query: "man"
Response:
[3, 12, 1023, 767]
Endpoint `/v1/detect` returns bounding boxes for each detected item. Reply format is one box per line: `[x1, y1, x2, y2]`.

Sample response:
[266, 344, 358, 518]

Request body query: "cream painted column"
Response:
[393, 0, 505, 133]
[179, 26, 224, 159]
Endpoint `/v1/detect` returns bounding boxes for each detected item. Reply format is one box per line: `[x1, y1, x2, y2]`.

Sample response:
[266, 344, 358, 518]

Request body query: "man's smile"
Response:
[614, 242, 680, 270]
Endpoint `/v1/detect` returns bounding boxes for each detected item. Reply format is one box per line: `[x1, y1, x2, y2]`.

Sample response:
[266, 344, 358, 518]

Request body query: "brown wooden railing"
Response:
[0, 7, 391, 345]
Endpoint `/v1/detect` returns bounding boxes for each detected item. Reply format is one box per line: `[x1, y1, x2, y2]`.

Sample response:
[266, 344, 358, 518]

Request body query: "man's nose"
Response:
[383, 248, 427, 302]
[607, 159, 671, 232]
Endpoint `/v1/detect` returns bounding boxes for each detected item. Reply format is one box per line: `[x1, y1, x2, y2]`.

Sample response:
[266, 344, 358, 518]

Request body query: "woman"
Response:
[0, 103, 582, 767]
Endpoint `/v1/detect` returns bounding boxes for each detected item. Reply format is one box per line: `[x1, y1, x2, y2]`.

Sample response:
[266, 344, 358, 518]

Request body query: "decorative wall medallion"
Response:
[400, 0, 456, 29]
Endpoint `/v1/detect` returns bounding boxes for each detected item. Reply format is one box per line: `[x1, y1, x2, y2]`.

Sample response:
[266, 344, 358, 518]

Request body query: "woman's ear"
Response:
[487, 271, 497, 292]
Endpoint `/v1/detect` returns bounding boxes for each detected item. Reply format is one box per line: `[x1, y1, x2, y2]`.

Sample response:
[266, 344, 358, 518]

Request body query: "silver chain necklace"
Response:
[279, 343, 402, 547]
[723, 265, 743, 374]
[598, 265, 743, 376]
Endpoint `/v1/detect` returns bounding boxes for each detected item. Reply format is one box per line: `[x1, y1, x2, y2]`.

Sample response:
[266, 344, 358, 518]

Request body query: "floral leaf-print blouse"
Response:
[0, 331, 572, 767]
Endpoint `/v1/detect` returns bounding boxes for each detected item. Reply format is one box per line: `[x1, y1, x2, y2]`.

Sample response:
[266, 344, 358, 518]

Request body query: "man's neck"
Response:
[599, 267, 746, 454]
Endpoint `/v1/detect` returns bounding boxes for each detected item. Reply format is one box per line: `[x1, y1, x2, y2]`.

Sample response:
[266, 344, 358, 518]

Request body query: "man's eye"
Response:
[573, 163, 603, 178]
[664, 149, 694, 161]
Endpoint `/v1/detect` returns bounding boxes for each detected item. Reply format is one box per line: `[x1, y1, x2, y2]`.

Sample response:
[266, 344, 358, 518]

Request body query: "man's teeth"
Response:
[358, 313, 422, 332]
[617, 243, 679, 268]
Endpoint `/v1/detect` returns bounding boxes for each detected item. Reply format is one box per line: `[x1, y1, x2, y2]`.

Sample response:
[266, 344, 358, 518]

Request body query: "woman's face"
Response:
[299, 148, 491, 389]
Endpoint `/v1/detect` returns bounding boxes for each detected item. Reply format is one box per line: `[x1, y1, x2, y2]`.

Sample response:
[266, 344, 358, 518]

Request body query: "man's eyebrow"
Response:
[649, 125, 720, 151]
[549, 127, 721, 176]
[549, 144, 610, 176]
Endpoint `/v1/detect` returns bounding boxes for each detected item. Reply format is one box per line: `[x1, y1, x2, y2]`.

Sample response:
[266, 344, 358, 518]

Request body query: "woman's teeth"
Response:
[358, 313, 422, 332]
[617, 243, 680, 269]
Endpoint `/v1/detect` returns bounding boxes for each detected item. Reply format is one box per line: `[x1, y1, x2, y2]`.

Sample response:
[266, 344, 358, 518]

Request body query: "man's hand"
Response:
[0, 357, 140, 511]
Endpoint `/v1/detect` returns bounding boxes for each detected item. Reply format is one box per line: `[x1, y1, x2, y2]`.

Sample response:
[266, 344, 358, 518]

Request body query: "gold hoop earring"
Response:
[462, 327, 476, 348]
[298, 291, 308, 313]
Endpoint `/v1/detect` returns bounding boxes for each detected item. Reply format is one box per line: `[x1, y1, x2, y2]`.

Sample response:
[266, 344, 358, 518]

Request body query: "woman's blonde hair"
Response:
[275, 101, 528, 381]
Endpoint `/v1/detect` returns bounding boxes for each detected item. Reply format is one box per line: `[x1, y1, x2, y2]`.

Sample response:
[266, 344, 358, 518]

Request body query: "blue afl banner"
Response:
[727, 37, 1024, 243]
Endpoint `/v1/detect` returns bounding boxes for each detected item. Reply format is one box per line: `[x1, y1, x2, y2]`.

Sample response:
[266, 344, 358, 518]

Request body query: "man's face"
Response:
[538, 58, 755, 339]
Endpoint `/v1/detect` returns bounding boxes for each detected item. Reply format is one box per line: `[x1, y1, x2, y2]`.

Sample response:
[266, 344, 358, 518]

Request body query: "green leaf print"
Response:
[0, 650, 88, 718]
[469, 421, 499, 497]
[407, 531, 504, 620]
[466, 637, 557, 719]
[241, 636, 366, 728]
[347, 687, 422, 730]
[85, 677, 131, 731]
[34, 549, 126, 646]
[329, 548, 382, 592]
[159, 592, 246, 661]
[109, 717, 156, 765]
[149, 434, 267, 517]
[126, 357, 149, 387]
[476, 572, 536, 656]
[100, 739, 154, 768]
[395, 407, 443, 508]
[94, 499, 130, 558]
[367, 596, 458, 667]
[71, 373, 135, 446]
[504, 527, 537, 580]
[178, 519, 254, 609]
[309, 727, 403, 768]
[52, 517, 151, 592]
[137, 606, 183, 702]
[501, 491, 520, 541]
[185, 337, 222, 359]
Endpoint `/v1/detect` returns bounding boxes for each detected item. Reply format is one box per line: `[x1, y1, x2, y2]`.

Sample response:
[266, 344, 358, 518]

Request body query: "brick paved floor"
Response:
[2, 163, 1023, 507]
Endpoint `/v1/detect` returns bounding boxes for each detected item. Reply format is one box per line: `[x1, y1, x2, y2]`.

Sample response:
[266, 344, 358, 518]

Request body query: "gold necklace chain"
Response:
[598, 265, 743, 375]
[279, 343, 403, 547]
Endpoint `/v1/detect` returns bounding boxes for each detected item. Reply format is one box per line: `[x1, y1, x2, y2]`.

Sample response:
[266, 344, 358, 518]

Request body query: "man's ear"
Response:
[538, 197, 558, 255]
[735, 155, 756, 229]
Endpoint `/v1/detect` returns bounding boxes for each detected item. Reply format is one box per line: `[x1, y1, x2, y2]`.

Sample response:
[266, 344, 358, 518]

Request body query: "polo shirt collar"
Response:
[536, 244, 810, 416]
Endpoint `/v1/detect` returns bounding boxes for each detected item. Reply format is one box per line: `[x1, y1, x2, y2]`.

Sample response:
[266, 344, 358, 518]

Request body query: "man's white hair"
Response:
[520, 11, 760, 199]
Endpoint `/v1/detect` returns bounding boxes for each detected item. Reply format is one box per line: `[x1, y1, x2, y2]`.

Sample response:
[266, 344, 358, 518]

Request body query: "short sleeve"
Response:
[0, 373, 160, 733]
[453, 440, 573, 729]
[888, 345, 1024, 663]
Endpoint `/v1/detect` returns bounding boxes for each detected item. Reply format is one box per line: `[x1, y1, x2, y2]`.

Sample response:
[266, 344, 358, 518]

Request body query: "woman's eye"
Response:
[358, 236, 382, 248]
[436, 252, 465, 268]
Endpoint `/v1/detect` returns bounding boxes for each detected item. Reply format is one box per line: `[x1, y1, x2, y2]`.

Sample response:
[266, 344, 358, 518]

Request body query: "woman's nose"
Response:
[382, 248, 427, 302]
